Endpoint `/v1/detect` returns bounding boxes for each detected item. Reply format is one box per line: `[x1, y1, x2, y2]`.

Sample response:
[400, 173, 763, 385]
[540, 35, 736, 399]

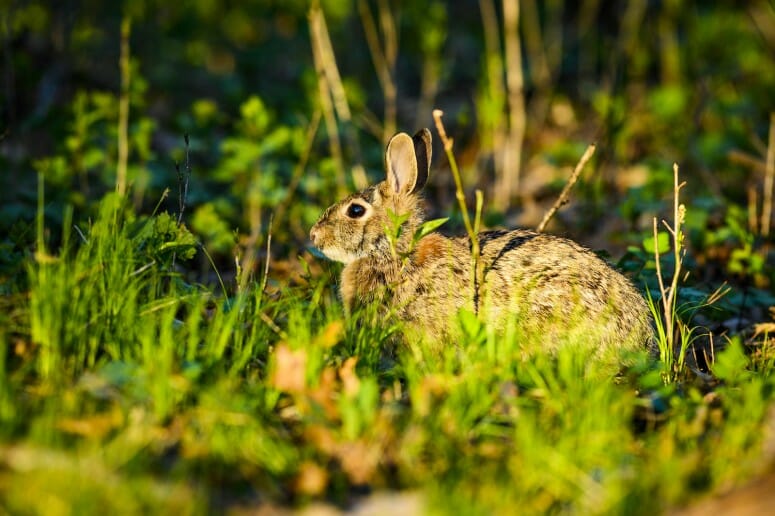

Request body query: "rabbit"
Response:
[310, 128, 655, 356]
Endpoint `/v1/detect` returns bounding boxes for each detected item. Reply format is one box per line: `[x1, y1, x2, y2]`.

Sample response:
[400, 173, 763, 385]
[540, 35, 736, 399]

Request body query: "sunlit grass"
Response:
[1, 191, 774, 514]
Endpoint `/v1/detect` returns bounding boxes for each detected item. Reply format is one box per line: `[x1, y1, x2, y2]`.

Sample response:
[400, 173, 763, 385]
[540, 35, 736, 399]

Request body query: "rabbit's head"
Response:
[310, 129, 432, 264]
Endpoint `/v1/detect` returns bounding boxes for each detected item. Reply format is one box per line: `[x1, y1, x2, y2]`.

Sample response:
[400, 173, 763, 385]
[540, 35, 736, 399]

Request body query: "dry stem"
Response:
[433, 109, 483, 312]
[762, 112, 775, 236]
[535, 143, 596, 233]
[313, 6, 367, 189]
[309, 3, 346, 195]
[653, 163, 686, 360]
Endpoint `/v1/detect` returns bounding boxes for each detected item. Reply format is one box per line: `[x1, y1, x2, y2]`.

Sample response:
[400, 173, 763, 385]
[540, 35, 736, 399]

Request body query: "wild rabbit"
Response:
[310, 129, 655, 356]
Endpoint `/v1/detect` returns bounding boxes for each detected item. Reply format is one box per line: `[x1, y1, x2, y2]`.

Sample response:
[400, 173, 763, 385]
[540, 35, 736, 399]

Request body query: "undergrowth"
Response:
[1, 181, 774, 515]
[3, 3, 775, 514]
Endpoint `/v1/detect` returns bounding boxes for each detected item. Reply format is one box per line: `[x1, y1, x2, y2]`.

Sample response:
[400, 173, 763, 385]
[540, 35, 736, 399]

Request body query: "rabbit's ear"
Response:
[412, 128, 431, 192]
[386, 132, 420, 195]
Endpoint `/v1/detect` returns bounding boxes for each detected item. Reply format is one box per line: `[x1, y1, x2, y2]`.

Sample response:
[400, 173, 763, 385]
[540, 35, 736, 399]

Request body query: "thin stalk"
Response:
[36, 172, 46, 260]
[433, 109, 482, 312]
[653, 163, 686, 378]
[749, 186, 759, 235]
[314, 5, 367, 189]
[172, 134, 191, 270]
[116, 16, 131, 197]
[761, 112, 775, 236]
[259, 216, 274, 304]
[652, 217, 669, 364]
[536, 144, 596, 233]
[664, 164, 686, 327]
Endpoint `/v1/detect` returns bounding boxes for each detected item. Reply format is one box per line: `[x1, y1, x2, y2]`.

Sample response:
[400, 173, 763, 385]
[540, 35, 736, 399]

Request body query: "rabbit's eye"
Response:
[346, 203, 366, 218]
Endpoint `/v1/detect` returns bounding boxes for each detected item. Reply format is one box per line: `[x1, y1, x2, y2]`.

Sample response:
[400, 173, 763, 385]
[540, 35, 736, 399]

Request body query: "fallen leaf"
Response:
[295, 460, 329, 496]
[339, 357, 360, 397]
[271, 344, 307, 393]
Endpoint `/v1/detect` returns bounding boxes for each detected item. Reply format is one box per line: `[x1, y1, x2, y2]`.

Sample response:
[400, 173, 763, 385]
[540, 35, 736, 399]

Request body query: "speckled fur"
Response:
[310, 129, 654, 355]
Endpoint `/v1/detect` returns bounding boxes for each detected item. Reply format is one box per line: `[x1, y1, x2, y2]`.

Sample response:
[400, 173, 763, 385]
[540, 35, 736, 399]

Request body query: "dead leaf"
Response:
[304, 424, 337, 455]
[295, 460, 329, 496]
[271, 344, 307, 393]
[754, 322, 775, 337]
[337, 440, 380, 485]
[308, 367, 339, 419]
[339, 357, 360, 397]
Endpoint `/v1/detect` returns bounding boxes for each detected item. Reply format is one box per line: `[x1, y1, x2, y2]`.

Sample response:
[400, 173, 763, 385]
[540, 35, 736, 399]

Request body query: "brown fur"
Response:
[310, 129, 655, 356]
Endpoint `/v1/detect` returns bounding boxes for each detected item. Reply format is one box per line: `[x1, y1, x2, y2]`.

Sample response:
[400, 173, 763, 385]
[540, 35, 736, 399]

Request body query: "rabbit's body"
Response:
[310, 129, 654, 355]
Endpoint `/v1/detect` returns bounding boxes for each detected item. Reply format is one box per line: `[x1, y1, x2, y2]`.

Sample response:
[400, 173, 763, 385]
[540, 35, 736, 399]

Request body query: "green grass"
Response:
[1, 192, 773, 515]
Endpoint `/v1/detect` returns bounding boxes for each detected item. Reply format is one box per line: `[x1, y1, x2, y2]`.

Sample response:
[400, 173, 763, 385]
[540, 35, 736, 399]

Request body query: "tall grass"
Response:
[4, 175, 774, 514]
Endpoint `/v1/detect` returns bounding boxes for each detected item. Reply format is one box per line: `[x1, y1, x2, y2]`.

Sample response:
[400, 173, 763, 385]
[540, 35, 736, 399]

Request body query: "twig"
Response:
[116, 16, 131, 197]
[728, 149, 767, 173]
[177, 134, 191, 226]
[749, 185, 759, 234]
[259, 311, 289, 340]
[535, 144, 596, 233]
[653, 217, 667, 315]
[433, 110, 475, 239]
[172, 134, 192, 270]
[433, 109, 483, 313]
[761, 112, 775, 236]
[667, 164, 686, 317]
[259, 215, 274, 299]
[73, 225, 88, 245]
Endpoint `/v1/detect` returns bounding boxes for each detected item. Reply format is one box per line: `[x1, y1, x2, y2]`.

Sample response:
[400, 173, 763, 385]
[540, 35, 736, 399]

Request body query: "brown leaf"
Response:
[308, 367, 339, 419]
[339, 357, 360, 397]
[295, 460, 329, 496]
[304, 424, 338, 455]
[270, 344, 308, 393]
[337, 440, 380, 485]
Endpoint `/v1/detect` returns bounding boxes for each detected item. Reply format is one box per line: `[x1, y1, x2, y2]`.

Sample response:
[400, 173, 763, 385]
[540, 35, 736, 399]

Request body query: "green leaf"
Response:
[643, 231, 670, 254]
[386, 209, 412, 243]
[711, 339, 751, 384]
[414, 217, 448, 242]
[387, 209, 411, 229]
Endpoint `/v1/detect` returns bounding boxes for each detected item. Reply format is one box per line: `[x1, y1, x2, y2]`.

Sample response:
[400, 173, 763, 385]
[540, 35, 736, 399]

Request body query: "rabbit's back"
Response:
[476, 229, 653, 351]
[394, 229, 653, 353]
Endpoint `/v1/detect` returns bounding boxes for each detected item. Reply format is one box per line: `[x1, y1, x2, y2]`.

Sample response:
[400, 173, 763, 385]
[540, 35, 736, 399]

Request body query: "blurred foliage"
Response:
[2, 0, 775, 512]
[2, 2, 774, 276]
